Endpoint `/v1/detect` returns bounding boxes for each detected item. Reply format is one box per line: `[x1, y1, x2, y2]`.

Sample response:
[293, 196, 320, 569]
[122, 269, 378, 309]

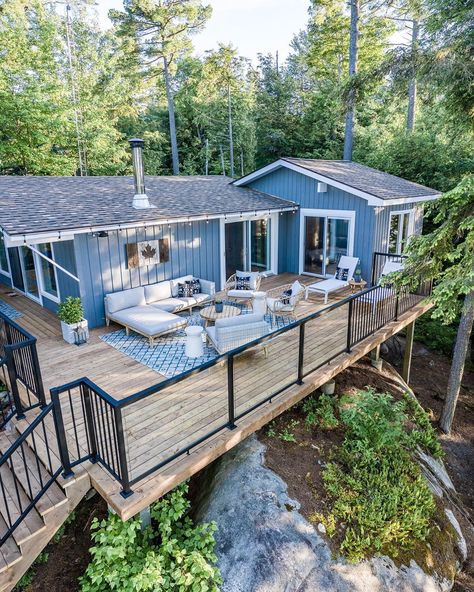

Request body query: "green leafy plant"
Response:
[278, 419, 299, 442]
[322, 388, 437, 562]
[413, 310, 458, 357]
[304, 394, 339, 429]
[57, 297, 84, 325]
[80, 482, 221, 592]
[402, 392, 444, 459]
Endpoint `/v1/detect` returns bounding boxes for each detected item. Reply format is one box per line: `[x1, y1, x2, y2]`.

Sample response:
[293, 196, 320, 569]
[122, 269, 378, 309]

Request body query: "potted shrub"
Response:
[354, 266, 362, 282]
[214, 297, 224, 313]
[57, 297, 89, 344]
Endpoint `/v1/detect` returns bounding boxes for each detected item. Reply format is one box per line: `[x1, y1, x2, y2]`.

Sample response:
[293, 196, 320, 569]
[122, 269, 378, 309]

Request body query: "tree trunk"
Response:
[163, 57, 179, 175]
[407, 20, 419, 132]
[439, 289, 474, 433]
[227, 84, 235, 178]
[343, 0, 359, 161]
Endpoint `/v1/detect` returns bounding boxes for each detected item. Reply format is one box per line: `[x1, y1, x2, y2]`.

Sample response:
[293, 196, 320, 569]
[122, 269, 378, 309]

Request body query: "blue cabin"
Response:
[0, 149, 440, 329]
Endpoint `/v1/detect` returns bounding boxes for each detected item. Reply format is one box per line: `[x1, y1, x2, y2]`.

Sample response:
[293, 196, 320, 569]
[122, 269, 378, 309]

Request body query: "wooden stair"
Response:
[0, 422, 90, 592]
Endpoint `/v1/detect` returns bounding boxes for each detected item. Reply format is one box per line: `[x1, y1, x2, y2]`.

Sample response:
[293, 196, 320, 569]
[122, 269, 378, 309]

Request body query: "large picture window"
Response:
[389, 211, 413, 254]
[0, 231, 9, 275]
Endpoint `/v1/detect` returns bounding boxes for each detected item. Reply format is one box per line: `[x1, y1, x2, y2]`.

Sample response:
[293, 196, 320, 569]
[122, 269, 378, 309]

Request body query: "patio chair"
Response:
[305, 256, 359, 304]
[266, 280, 306, 326]
[205, 313, 270, 354]
[358, 261, 404, 307]
[225, 270, 262, 307]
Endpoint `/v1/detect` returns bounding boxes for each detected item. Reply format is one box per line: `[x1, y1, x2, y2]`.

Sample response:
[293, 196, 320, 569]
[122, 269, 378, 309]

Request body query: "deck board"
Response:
[0, 277, 428, 520]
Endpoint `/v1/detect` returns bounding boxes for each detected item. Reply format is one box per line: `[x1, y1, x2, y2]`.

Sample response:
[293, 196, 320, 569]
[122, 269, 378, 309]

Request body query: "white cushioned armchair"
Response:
[205, 313, 270, 354]
[225, 270, 262, 305]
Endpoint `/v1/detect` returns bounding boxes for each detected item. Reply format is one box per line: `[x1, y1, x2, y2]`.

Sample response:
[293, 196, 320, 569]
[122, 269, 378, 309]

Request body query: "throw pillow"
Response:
[178, 282, 193, 298]
[335, 267, 349, 281]
[190, 278, 201, 294]
[281, 288, 292, 305]
[236, 276, 251, 290]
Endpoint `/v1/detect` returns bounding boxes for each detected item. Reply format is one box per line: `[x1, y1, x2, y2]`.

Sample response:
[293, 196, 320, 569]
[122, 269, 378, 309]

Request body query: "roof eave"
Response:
[233, 159, 441, 205]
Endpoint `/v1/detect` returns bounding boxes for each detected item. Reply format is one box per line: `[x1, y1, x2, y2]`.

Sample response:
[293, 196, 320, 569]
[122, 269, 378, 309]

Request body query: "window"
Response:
[0, 231, 9, 275]
[389, 211, 413, 254]
[37, 243, 59, 299]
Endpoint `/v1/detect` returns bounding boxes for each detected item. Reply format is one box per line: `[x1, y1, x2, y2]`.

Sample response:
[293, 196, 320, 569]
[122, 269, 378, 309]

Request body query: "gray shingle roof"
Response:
[281, 158, 440, 200]
[0, 175, 295, 237]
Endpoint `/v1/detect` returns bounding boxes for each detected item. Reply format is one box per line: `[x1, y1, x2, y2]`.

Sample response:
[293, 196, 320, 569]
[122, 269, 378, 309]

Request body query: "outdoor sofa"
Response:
[105, 275, 215, 345]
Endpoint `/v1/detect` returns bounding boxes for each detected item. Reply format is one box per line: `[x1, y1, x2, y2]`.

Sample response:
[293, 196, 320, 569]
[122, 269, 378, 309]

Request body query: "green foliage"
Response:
[402, 392, 444, 459]
[278, 419, 299, 442]
[15, 551, 49, 591]
[321, 388, 437, 561]
[413, 310, 458, 356]
[303, 394, 339, 429]
[80, 482, 221, 592]
[57, 297, 84, 325]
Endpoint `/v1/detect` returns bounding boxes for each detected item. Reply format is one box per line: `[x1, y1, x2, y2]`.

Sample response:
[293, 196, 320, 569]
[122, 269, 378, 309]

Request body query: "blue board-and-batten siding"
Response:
[74, 219, 221, 328]
[247, 167, 376, 281]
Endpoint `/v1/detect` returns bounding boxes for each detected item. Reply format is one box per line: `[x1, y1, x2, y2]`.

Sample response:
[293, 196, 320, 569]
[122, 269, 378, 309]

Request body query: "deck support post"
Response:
[402, 321, 415, 384]
[227, 355, 236, 429]
[370, 345, 383, 371]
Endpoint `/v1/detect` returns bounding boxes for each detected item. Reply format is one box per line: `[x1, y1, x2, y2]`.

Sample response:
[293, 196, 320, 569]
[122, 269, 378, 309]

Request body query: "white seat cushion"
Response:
[215, 313, 264, 329]
[144, 281, 172, 304]
[193, 292, 211, 304]
[149, 298, 188, 313]
[227, 289, 256, 298]
[110, 306, 186, 336]
[307, 279, 347, 294]
[106, 287, 146, 314]
[170, 275, 194, 297]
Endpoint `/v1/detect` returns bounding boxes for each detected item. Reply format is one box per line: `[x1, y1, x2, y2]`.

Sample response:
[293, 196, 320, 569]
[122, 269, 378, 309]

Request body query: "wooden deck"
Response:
[0, 276, 429, 520]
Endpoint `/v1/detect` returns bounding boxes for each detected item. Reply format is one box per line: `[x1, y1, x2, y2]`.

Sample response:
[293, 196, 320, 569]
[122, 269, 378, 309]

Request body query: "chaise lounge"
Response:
[305, 256, 359, 304]
[105, 275, 215, 345]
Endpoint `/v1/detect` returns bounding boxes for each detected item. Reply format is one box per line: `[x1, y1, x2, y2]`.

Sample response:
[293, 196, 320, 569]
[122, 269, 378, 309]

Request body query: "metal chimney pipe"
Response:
[129, 138, 152, 209]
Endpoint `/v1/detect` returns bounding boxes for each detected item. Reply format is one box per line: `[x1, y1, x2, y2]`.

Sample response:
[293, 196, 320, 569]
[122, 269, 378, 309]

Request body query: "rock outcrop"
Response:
[196, 435, 464, 592]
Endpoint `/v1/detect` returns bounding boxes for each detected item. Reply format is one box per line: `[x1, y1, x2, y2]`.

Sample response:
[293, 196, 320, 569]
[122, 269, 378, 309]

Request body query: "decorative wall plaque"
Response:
[126, 238, 169, 268]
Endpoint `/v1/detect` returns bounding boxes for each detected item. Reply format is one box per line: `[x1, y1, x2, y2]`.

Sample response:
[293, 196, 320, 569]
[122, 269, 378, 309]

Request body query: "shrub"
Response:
[80, 483, 221, 592]
[304, 394, 339, 429]
[57, 297, 84, 324]
[321, 388, 436, 562]
[413, 310, 458, 356]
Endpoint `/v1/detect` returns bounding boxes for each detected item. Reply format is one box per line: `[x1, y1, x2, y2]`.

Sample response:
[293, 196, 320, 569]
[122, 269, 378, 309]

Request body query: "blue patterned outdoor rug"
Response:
[0, 299, 22, 320]
[100, 304, 292, 378]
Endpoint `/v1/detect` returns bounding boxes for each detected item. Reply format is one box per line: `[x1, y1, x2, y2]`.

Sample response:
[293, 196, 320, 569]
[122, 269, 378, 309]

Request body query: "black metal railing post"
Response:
[297, 323, 305, 384]
[82, 384, 98, 463]
[4, 346, 25, 420]
[346, 299, 353, 352]
[371, 252, 377, 286]
[30, 339, 46, 407]
[114, 406, 133, 498]
[227, 355, 236, 429]
[394, 293, 399, 321]
[50, 388, 74, 479]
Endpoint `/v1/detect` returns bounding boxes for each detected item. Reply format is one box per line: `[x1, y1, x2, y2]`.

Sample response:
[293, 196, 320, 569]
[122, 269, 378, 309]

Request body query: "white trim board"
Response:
[233, 159, 440, 207]
[1, 207, 296, 248]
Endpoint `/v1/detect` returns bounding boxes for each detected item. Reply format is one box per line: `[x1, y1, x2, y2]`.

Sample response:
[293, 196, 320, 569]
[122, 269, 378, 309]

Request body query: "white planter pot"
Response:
[60, 319, 89, 345]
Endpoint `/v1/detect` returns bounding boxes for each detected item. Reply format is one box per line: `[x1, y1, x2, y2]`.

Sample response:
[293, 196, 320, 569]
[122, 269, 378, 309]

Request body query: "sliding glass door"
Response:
[19, 246, 40, 301]
[224, 217, 273, 279]
[301, 210, 353, 277]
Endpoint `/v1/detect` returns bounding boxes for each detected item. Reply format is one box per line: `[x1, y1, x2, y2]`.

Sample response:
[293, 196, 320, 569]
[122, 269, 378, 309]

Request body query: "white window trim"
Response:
[0, 232, 12, 279]
[299, 208, 356, 278]
[388, 209, 415, 254]
[18, 246, 42, 304]
[219, 213, 279, 289]
[35, 243, 61, 304]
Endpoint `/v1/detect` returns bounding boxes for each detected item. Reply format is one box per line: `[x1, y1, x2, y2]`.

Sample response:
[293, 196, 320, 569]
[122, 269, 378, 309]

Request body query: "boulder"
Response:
[196, 436, 458, 592]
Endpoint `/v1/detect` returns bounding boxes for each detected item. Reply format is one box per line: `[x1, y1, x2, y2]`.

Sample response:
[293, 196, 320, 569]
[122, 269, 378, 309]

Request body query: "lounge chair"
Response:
[358, 261, 404, 307]
[305, 256, 359, 304]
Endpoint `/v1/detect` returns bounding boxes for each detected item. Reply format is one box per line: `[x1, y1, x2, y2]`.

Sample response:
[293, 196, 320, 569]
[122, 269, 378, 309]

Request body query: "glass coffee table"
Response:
[199, 304, 241, 327]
